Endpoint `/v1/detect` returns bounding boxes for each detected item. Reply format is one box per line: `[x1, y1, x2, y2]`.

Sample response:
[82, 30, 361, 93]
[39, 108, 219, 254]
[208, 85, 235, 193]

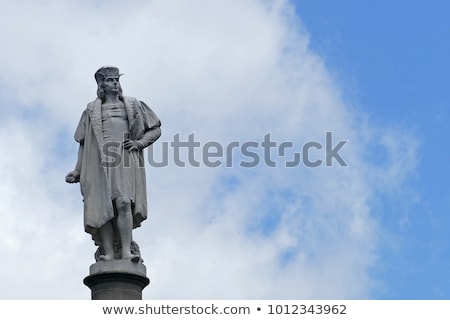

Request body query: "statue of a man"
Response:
[65, 66, 161, 263]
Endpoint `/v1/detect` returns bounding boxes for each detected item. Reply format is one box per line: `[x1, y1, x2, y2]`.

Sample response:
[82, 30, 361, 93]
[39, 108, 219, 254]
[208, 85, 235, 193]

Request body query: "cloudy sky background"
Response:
[0, 0, 448, 299]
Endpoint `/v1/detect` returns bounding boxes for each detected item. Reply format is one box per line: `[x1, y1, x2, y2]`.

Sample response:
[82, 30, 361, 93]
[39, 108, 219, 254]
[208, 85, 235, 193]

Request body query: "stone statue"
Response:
[66, 66, 161, 263]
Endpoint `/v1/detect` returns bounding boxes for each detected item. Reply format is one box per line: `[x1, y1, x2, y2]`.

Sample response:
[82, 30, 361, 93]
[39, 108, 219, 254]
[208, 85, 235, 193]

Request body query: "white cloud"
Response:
[0, 0, 417, 299]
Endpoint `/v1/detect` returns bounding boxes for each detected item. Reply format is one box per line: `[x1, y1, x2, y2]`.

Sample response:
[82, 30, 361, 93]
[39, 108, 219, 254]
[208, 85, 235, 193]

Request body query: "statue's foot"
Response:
[99, 254, 114, 261]
[122, 253, 140, 263]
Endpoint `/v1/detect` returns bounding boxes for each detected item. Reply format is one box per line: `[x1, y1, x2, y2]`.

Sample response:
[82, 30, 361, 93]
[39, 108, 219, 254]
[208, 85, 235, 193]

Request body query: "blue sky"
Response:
[293, 0, 450, 298]
[0, 0, 448, 299]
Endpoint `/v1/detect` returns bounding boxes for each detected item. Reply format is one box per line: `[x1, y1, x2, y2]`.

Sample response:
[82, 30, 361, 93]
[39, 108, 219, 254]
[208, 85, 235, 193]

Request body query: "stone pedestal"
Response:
[83, 260, 150, 300]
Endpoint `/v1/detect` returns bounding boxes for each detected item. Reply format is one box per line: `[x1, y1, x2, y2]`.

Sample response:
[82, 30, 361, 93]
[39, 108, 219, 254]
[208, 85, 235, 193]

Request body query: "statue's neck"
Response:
[103, 94, 120, 104]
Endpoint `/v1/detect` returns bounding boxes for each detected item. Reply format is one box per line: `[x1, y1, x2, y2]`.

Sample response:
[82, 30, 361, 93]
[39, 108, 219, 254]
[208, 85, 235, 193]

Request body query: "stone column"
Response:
[83, 260, 150, 300]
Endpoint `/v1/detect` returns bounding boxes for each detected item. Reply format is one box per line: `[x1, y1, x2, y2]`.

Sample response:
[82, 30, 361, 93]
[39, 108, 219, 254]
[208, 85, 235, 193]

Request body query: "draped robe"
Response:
[74, 96, 161, 242]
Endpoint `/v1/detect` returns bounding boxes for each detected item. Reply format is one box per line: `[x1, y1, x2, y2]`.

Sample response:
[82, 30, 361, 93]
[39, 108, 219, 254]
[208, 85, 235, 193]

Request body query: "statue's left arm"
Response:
[136, 101, 161, 149]
[123, 100, 161, 151]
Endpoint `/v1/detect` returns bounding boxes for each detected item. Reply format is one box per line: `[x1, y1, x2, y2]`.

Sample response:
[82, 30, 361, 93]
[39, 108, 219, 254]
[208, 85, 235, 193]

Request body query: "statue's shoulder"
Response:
[87, 98, 102, 110]
[122, 96, 140, 106]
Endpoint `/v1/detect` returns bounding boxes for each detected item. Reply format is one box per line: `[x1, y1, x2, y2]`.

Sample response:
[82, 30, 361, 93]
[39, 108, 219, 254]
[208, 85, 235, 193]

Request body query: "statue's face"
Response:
[103, 76, 121, 95]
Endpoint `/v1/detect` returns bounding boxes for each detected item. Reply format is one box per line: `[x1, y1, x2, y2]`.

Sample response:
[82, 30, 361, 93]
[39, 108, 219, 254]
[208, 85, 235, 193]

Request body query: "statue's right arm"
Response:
[75, 143, 84, 173]
[65, 143, 83, 184]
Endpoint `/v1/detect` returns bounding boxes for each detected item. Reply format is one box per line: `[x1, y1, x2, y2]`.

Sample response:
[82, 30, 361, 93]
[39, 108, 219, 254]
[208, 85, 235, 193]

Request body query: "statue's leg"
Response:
[98, 221, 114, 261]
[115, 196, 138, 261]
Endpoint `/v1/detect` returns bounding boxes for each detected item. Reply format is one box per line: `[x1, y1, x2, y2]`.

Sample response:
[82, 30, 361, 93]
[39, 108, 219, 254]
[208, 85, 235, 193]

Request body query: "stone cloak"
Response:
[74, 96, 161, 243]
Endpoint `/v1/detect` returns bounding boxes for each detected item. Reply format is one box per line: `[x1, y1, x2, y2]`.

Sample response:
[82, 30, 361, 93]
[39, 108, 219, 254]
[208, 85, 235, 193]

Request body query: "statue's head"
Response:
[95, 66, 123, 100]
